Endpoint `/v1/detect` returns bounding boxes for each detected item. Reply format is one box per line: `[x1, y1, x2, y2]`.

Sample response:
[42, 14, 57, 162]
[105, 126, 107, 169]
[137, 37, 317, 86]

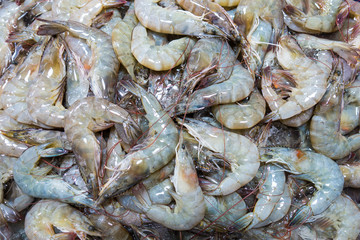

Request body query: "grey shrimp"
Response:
[97, 82, 178, 203]
[262, 148, 344, 228]
[65, 97, 140, 197]
[37, 19, 119, 101]
[182, 118, 260, 195]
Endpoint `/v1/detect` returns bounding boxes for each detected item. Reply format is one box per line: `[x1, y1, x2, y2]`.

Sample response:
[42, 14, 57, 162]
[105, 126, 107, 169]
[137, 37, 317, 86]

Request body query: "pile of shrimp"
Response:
[0, 0, 360, 239]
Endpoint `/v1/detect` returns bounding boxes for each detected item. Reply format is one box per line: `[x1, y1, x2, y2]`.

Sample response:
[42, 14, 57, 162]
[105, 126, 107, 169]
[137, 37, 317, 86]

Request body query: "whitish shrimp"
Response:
[86, 214, 132, 240]
[200, 192, 247, 232]
[131, 23, 196, 71]
[25, 200, 101, 240]
[0, 40, 50, 128]
[262, 35, 332, 121]
[13, 143, 98, 208]
[97, 82, 178, 203]
[134, 0, 226, 37]
[37, 20, 119, 101]
[262, 148, 344, 228]
[281, 107, 314, 127]
[310, 75, 360, 160]
[340, 162, 360, 188]
[283, 0, 346, 33]
[132, 134, 205, 231]
[182, 118, 260, 195]
[341, 75, 360, 134]
[232, 164, 285, 231]
[65, 97, 140, 197]
[212, 0, 239, 7]
[26, 37, 67, 128]
[176, 62, 254, 115]
[112, 3, 138, 80]
[176, 0, 239, 40]
[212, 88, 266, 129]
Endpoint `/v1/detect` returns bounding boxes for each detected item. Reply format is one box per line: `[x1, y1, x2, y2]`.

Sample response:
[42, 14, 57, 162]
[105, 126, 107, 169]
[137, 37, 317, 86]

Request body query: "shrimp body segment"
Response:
[262, 148, 344, 227]
[182, 118, 260, 195]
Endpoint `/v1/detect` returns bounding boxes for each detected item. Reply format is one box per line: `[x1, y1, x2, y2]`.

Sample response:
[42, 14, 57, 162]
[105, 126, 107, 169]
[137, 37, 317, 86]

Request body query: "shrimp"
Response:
[181, 118, 260, 195]
[232, 164, 285, 231]
[310, 71, 360, 160]
[37, 19, 119, 101]
[0, 39, 50, 128]
[176, 62, 254, 115]
[339, 162, 360, 188]
[131, 23, 196, 71]
[97, 82, 178, 203]
[65, 97, 140, 197]
[200, 192, 247, 232]
[280, 107, 314, 127]
[26, 37, 67, 128]
[131, 134, 205, 231]
[13, 143, 98, 208]
[341, 75, 360, 134]
[134, 0, 227, 38]
[283, 0, 346, 33]
[212, 0, 239, 7]
[25, 200, 101, 240]
[112, 3, 138, 80]
[86, 214, 132, 240]
[262, 148, 344, 228]
[212, 88, 266, 129]
[175, 0, 240, 40]
[262, 35, 333, 121]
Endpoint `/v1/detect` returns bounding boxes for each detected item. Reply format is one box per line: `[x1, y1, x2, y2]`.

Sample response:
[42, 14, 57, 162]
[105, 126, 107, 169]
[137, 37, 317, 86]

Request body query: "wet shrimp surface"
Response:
[1, 0, 360, 239]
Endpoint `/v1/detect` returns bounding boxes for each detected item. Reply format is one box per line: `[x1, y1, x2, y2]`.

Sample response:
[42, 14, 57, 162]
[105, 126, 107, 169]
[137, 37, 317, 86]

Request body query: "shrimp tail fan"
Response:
[37, 19, 69, 36]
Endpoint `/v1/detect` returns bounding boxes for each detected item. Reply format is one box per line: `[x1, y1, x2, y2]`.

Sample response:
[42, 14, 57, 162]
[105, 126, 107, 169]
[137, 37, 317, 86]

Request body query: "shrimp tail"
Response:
[132, 184, 151, 212]
[283, 5, 304, 20]
[332, 43, 360, 67]
[37, 20, 69, 36]
[114, 122, 141, 147]
[0, 204, 21, 223]
[230, 213, 253, 231]
[6, 30, 37, 43]
[336, 1, 350, 27]
[91, 11, 114, 29]
[119, 79, 141, 97]
[262, 111, 280, 123]
[288, 205, 312, 227]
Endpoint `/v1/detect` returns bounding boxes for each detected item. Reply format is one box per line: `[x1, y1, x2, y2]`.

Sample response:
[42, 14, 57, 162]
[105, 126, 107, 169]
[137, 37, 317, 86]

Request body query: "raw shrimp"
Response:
[341, 76, 360, 134]
[134, 0, 227, 38]
[340, 162, 360, 188]
[212, 0, 240, 7]
[26, 37, 67, 128]
[176, 0, 239, 40]
[131, 23, 196, 71]
[200, 192, 247, 232]
[65, 97, 140, 197]
[280, 107, 314, 127]
[13, 143, 97, 208]
[212, 88, 266, 129]
[97, 82, 178, 203]
[262, 148, 344, 227]
[176, 62, 254, 115]
[132, 134, 205, 231]
[262, 35, 332, 121]
[232, 164, 285, 231]
[0, 40, 50, 128]
[182, 118, 260, 195]
[25, 200, 101, 240]
[284, 0, 345, 33]
[37, 19, 119, 101]
[310, 75, 360, 160]
[86, 214, 132, 240]
[112, 3, 138, 80]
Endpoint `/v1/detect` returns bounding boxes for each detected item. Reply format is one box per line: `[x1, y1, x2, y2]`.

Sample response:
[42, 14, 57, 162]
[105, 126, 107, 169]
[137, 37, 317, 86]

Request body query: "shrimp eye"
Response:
[88, 225, 96, 231]
[182, 144, 186, 149]
[104, 194, 110, 199]
[336, 70, 341, 76]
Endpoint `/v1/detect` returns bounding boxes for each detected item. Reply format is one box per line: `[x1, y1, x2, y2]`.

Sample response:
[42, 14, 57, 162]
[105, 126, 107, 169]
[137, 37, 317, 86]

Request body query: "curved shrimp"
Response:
[132, 134, 205, 231]
[37, 19, 119, 101]
[131, 23, 196, 71]
[283, 0, 346, 33]
[65, 97, 140, 197]
[26, 37, 67, 128]
[176, 62, 254, 115]
[340, 162, 360, 188]
[97, 82, 178, 203]
[25, 200, 101, 240]
[134, 0, 227, 38]
[280, 107, 314, 127]
[0, 39, 50, 128]
[310, 74, 360, 160]
[182, 118, 260, 195]
[13, 143, 98, 208]
[232, 164, 285, 231]
[212, 88, 266, 129]
[112, 3, 138, 80]
[176, 0, 240, 40]
[262, 148, 344, 228]
[262, 35, 333, 121]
